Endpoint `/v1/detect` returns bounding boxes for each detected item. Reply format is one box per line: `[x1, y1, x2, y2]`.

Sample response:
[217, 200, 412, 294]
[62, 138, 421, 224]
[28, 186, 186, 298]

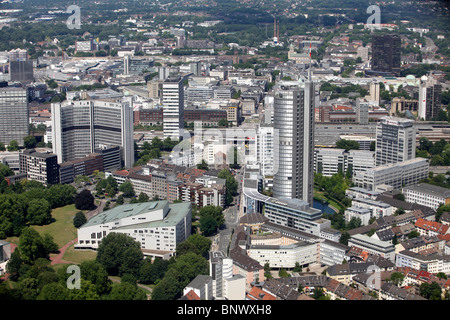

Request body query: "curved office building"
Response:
[273, 78, 315, 205]
[51, 98, 134, 168]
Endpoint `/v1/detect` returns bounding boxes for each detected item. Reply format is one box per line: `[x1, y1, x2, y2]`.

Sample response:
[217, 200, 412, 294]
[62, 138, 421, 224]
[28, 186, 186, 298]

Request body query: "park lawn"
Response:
[4, 204, 82, 247]
[32, 204, 81, 248]
[62, 244, 97, 264]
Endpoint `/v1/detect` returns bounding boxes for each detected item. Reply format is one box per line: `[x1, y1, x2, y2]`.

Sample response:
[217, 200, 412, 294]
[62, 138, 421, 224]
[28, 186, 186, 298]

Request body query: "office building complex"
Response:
[19, 149, 60, 185]
[403, 183, 450, 210]
[272, 76, 315, 205]
[162, 76, 184, 141]
[264, 197, 330, 236]
[354, 158, 429, 191]
[0, 86, 29, 146]
[375, 117, 416, 166]
[51, 98, 134, 168]
[371, 34, 401, 76]
[76, 200, 192, 260]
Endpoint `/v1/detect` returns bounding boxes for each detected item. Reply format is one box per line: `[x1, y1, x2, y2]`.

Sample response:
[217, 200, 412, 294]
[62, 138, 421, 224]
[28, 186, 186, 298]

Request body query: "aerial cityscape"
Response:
[0, 0, 449, 307]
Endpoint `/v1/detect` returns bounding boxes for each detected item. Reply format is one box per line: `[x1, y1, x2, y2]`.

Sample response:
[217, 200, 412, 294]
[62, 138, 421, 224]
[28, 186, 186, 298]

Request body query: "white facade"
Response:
[353, 158, 429, 191]
[348, 234, 396, 262]
[344, 206, 371, 226]
[375, 116, 416, 166]
[247, 241, 320, 269]
[403, 183, 450, 210]
[351, 197, 393, 220]
[75, 201, 191, 259]
[162, 76, 184, 141]
[256, 125, 276, 177]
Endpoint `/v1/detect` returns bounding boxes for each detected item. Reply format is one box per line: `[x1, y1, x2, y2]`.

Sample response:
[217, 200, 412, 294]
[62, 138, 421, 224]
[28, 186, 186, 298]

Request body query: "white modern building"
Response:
[344, 206, 372, 226]
[403, 183, 450, 210]
[256, 124, 276, 177]
[210, 251, 246, 300]
[375, 116, 416, 166]
[348, 234, 396, 262]
[353, 158, 429, 191]
[162, 76, 184, 141]
[75, 200, 192, 260]
[273, 76, 315, 205]
[351, 197, 394, 220]
[264, 197, 331, 237]
[314, 148, 375, 178]
[247, 241, 320, 269]
[396, 250, 450, 274]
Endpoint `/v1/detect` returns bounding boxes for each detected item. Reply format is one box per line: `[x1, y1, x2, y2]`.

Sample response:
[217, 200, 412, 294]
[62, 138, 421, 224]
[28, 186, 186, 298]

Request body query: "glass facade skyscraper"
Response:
[273, 76, 315, 205]
[0, 87, 29, 146]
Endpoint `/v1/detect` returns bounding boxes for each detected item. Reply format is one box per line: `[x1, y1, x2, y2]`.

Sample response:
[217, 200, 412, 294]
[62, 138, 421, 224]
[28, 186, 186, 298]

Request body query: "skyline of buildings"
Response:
[0, 1, 448, 302]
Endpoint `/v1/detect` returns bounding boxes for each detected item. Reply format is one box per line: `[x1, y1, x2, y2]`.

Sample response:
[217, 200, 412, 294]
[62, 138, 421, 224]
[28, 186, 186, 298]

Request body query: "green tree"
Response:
[196, 159, 209, 170]
[18, 227, 49, 264]
[23, 136, 37, 149]
[37, 283, 69, 300]
[27, 198, 52, 225]
[137, 192, 149, 203]
[218, 169, 238, 206]
[79, 260, 112, 296]
[73, 211, 87, 228]
[119, 181, 135, 198]
[339, 231, 351, 245]
[107, 282, 147, 300]
[74, 189, 95, 210]
[139, 257, 169, 285]
[96, 233, 144, 277]
[7, 140, 19, 151]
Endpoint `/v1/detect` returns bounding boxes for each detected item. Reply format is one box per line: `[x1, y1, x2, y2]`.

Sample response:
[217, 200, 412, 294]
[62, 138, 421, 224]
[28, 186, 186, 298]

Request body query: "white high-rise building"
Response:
[375, 116, 416, 166]
[162, 76, 184, 141]
[256, 124, 276, 177]
[273, 75, 315, 205]
[51, 97, 134, 168]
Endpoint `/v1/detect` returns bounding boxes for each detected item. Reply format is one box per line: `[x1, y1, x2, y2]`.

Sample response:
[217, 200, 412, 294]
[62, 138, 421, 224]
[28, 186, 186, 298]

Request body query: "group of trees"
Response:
[417, 137, 450, 168]
[314, 172, 351, 207]
[2, 228, 212, 301]
[217, 169, 238, 206]
[198, 205, 225, 236]
[134, 137, 178, 167]
[0, 181, 77, 238]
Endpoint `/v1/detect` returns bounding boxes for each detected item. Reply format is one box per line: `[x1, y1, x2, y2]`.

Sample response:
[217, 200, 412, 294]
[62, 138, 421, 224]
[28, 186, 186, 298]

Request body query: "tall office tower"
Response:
[52, 97, 134, 168]
[256, 124, 276, 177]
[162, 76, 184, 141]
[9, 49, 34, 83]
[123, 54, 130, 75]
[375, 116, 416, 166]
[272, 75, 315, 205]
[371, 34, 401, 76]
[369, 81, 380, 106]
[0, 86, 29, 146]
[356, 98, 369, 124]
[190, 61, 202, 76]
[418, 76, 442, 120]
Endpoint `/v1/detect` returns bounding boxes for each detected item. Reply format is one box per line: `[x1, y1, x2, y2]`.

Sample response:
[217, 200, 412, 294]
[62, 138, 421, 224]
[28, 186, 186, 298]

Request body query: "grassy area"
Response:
[5, 204, 82, 248]
[62, 244, 97, 265]
[32, 204, 81, 248]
